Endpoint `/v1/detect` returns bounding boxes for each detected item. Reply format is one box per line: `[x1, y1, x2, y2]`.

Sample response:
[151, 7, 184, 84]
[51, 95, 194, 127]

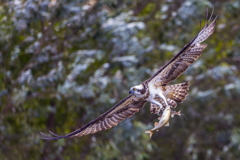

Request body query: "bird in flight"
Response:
[40, 15, 217, 140]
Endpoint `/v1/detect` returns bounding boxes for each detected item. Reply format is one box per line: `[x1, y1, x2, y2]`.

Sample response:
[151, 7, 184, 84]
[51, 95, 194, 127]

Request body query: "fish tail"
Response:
[145, 130, 153, 138]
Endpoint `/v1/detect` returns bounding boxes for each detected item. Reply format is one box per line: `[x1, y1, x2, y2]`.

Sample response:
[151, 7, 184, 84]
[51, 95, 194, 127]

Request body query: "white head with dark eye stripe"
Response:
[129, 84, 145, 97]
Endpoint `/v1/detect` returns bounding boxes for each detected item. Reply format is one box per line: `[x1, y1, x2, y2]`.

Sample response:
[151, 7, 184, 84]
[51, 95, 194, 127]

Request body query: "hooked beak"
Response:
[129, 89, 133, 94]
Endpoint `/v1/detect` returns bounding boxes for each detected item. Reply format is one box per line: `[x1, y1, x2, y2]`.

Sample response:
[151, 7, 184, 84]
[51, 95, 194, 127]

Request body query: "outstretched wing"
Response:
[147, 16, 217, 86]
[40, 95, 147, 140]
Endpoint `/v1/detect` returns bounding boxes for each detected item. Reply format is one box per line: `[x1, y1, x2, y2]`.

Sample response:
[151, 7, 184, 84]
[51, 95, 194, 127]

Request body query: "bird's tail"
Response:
[145, 130, 154, 138]
[165, 81, 190, 106]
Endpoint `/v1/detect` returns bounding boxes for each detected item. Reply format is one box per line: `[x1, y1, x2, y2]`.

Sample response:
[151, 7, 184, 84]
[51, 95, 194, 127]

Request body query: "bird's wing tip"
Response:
[40, 131, 66, 140]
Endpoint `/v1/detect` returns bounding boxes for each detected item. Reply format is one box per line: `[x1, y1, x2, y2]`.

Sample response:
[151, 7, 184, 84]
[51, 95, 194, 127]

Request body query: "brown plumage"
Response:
[40, 15, 217, 140]
[164, 81, 190, 103]
[41, 96, 147, 140]
[150, 82, 190, 114]
[146, 18, 216, 86]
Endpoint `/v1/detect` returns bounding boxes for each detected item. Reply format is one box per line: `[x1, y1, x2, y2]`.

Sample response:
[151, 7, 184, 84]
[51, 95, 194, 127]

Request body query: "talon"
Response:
[157, 109, 163, 116]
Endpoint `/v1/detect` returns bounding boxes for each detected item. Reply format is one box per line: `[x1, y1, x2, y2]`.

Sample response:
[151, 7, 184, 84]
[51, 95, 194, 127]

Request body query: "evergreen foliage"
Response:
[0, 0, 240, 159]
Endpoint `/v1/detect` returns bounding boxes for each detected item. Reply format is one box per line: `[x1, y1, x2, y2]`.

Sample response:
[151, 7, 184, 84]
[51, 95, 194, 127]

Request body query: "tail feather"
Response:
[165, 81, 190, 104]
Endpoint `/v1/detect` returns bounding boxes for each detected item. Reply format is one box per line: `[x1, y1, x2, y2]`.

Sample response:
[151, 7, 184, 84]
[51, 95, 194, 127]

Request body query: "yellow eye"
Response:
[133, 88, 137, 91]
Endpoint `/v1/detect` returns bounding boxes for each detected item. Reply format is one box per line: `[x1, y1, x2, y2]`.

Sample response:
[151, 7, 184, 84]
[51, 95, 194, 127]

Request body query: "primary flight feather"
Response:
[40, 15, 217, 140]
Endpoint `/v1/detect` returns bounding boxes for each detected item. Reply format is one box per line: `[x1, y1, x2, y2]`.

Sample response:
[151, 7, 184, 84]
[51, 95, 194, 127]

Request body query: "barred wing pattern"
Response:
[148, 17, 217, 86]
[40, 95, 147, 140]
[150, 82, 190, 114]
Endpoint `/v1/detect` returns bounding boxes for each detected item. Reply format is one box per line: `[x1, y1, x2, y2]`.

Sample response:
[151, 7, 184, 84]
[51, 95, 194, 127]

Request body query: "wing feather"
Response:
[40, 95, 146, 140]
[147, 16, 217, 86]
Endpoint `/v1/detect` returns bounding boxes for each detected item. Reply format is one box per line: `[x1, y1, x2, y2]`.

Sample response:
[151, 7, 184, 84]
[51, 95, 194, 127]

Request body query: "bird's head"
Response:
[129, 84, 145, 97]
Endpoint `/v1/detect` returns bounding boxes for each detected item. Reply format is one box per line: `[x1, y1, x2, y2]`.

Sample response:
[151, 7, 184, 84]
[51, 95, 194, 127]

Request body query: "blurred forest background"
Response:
[0, 0, 240, 159]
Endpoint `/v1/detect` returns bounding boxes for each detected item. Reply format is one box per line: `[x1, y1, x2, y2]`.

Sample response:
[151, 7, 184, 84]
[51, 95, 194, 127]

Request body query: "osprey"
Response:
[40, 16, 217, 140]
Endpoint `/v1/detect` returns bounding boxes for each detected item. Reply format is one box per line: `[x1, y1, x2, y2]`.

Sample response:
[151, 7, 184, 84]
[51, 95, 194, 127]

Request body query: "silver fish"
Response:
[145, 105, 171, 137]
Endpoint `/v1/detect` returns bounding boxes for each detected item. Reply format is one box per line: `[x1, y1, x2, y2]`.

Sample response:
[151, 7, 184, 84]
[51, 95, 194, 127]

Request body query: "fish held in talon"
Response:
[145, 106, 171, 138]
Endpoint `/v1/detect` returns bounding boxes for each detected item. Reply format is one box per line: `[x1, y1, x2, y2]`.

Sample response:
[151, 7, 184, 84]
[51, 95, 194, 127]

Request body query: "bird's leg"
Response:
[149, 99, 163, 109]
[156, 91, 169, 108]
